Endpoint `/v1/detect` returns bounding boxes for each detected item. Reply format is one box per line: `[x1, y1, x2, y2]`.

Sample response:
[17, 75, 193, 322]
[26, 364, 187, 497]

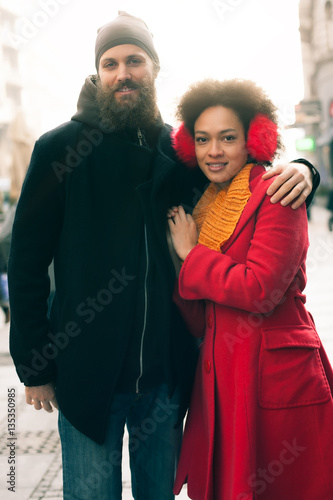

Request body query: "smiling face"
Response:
[96, 44, 159, 130]
[194, 106, 249, 189]
[98, 44, 157, 105]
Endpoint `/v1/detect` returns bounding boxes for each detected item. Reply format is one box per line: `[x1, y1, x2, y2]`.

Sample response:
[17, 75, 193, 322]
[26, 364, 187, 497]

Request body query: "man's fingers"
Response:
[32, 398, 57, 412]
[268, 176, 304, 203]
[278, 183, 304, 205]
[271, 183, 309, 208]
[26, 394, 33, 405]
[268, 184, 290, 203]
[25, 385, 58, 412]
[33, 399, 43, 411]
[262, 165, 282, 180]
[291, 195, 306, 210]
[265, 174, 289, 197]
[264, 166, 304, 194]
[42, 400, 54, 413]
[291, 188, 311, 210]
[52, 398, 59, 410]
[263, 162, 312, 206]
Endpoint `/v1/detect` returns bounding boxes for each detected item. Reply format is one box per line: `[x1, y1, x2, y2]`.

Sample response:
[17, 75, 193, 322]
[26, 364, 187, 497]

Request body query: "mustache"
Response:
[112, 81, 140, 92]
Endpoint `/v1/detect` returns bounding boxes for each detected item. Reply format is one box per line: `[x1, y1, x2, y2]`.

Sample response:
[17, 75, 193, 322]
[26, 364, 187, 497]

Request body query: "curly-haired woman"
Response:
[168, 79, 333, 500]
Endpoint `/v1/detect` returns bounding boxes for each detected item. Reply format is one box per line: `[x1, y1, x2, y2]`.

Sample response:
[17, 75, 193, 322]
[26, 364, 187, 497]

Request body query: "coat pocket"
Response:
[258, 325, 331, 409]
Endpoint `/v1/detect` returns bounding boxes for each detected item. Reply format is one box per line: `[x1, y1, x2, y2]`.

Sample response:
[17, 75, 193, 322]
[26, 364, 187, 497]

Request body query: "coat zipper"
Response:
[137, 127, 143, 146]
[135, 224, 149, 393]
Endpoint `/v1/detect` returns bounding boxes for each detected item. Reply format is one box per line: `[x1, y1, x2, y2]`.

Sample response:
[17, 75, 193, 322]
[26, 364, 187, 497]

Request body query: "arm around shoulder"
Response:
[178, 193, 308, 313]
[291, 158, 320, 208]
[263, 158, 320, 209]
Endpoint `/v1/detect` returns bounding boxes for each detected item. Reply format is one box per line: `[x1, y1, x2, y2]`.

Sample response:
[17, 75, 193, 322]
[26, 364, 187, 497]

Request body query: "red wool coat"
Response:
[173, 165, 333, 500]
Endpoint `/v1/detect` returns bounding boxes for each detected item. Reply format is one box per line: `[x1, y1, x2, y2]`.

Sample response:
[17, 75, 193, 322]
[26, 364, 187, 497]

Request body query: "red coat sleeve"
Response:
[178, 195, 309, 313]
[172, 280, 206, 338]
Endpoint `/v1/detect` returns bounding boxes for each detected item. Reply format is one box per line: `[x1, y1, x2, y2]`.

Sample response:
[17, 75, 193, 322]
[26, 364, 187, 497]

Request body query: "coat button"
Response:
[207, 314, 213, 328]
[204, 360, 211, 373]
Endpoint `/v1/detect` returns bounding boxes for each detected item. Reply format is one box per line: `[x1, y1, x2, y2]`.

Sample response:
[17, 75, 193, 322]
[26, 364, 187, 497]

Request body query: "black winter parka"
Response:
[8, 77, 208, 444]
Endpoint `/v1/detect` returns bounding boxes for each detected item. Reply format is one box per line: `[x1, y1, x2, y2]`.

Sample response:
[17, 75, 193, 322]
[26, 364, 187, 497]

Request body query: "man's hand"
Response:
[25, 383, 58, 413]
[262, 162, 313, 209]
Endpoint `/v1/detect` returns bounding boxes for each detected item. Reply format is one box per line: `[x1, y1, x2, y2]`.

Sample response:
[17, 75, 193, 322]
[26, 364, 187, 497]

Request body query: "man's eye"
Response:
[129, 58, 142, 65]
[105, 62, 116, 68]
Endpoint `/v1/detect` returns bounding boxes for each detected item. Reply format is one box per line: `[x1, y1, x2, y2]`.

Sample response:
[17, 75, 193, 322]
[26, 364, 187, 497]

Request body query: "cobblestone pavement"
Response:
[0, 202, 332, 499]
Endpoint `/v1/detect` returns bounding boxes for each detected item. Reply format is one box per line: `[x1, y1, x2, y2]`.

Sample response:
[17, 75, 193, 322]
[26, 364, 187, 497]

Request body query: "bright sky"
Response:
[5, 0, 304, 151]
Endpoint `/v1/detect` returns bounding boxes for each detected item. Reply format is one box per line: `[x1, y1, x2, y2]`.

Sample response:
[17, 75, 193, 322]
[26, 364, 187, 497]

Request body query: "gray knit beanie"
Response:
[95, 11, 160, 71]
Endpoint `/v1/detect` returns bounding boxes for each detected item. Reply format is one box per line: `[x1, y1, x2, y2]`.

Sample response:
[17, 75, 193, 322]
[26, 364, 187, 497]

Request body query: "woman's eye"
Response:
[195, 137, 207, 144]
[223, 135, 236, 142]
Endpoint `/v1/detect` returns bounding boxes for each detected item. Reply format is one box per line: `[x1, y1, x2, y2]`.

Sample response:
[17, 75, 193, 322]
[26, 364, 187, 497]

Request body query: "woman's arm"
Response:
[172, 281, 206, 338]
[174, 195, 308, 313]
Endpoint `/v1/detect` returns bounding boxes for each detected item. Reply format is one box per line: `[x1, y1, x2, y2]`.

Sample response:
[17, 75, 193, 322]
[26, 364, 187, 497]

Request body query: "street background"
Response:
[0, 200, 332, 500]
[0, 0, 332, 498]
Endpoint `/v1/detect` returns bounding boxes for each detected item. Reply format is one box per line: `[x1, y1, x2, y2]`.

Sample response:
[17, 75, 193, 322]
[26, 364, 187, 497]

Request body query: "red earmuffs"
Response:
[171, 114, 278, 167]
[246, 114, 278, 162]
[170, 122, 197, 167]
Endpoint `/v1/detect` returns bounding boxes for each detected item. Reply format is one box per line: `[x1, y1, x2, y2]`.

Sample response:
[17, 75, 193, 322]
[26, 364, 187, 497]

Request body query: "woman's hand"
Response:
[167, 206, 198, 262]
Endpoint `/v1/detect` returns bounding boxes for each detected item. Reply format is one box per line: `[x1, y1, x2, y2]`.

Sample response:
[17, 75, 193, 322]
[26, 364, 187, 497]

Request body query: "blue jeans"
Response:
[58, 384, 182, 500]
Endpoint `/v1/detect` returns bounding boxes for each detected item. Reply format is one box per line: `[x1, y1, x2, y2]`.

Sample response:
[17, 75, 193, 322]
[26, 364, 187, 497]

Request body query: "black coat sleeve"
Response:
[8, 138, 64, 386]
[291, 158, 320, 208]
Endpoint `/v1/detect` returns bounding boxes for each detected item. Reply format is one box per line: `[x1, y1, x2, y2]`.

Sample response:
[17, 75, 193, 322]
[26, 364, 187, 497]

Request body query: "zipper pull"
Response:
[137, 127, 143, 146]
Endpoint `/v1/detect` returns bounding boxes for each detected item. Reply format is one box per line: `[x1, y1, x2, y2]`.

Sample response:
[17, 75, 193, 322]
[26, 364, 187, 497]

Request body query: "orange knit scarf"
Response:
[192, 163, 254, 252]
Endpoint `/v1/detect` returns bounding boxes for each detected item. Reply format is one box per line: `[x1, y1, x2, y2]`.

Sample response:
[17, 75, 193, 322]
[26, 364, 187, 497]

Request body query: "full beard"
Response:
[95, 76, 159, 131]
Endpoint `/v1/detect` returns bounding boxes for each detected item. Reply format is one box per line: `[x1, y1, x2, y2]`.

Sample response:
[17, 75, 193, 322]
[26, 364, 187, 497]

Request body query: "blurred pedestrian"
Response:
[328, 184, 333, 231]
[0, 203, 16, 323]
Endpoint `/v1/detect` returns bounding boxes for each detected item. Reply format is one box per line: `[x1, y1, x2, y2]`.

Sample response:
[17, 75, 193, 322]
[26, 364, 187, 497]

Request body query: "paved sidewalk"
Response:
[0, 202, 332, 499]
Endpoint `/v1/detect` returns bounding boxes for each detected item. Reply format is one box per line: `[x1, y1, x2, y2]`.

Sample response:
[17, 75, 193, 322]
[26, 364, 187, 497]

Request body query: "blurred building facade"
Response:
[0, 1, 68, 210]
[0, 3, 22, 188]
[297, 0, 333, 189]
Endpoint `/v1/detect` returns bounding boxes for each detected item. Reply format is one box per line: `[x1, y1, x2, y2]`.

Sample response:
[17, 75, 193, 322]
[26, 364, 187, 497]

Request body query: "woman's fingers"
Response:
[167, 206, 179, 218]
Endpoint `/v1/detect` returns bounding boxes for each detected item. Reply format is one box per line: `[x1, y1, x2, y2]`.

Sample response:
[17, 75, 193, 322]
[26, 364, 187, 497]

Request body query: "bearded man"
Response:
[8, 11, 319, 500]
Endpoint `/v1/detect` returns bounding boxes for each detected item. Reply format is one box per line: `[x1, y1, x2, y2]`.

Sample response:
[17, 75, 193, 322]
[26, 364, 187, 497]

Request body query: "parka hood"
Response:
[71, 75, 102, 129]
